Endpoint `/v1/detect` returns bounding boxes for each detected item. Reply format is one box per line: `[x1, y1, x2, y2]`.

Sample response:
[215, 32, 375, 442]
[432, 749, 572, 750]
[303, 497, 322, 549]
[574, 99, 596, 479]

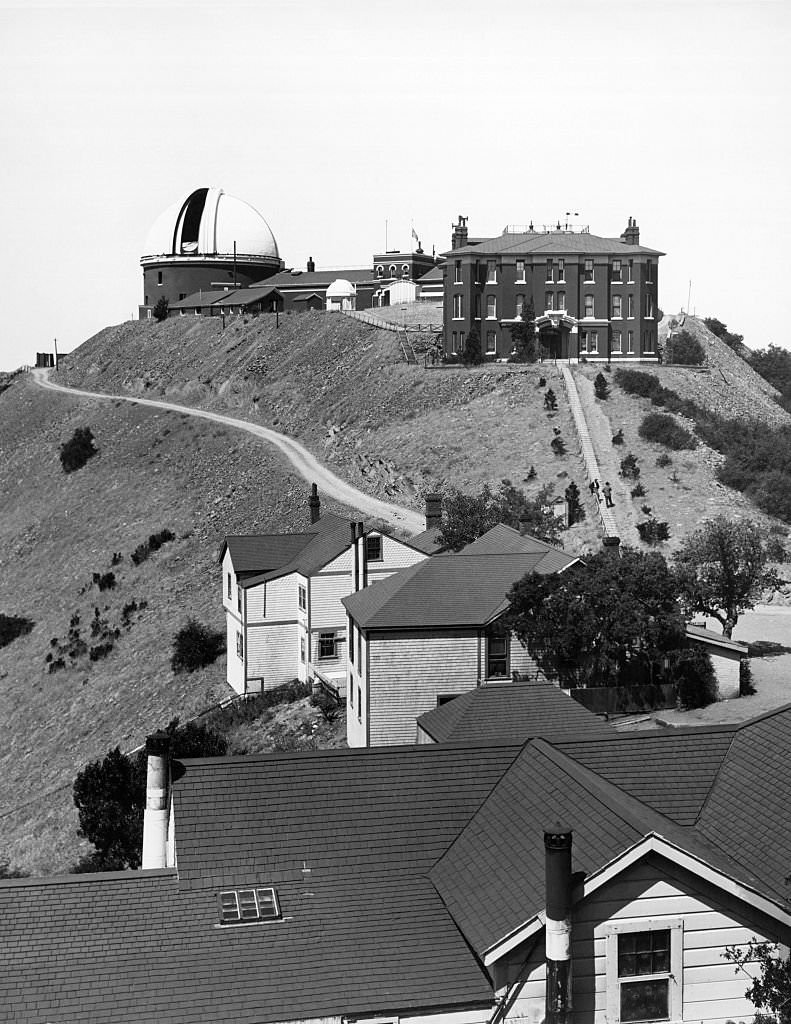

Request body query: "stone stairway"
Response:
[560, 366, 619, 537]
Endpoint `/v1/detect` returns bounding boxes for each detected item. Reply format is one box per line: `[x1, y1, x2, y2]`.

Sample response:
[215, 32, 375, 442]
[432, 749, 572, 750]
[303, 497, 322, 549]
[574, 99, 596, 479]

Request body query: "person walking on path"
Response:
[603, 481, 614, 508]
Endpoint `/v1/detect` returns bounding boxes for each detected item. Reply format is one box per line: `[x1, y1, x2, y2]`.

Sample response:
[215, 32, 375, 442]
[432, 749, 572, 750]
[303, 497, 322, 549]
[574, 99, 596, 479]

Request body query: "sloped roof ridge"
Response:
[0, 867, 176, 889]
[558, 720, 741, 748]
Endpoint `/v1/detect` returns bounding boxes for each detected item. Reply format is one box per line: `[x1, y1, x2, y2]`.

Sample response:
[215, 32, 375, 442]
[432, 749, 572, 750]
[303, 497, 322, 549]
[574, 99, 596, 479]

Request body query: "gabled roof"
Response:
[445, 230, 664, 259]
[169, 289, 236, 309]
[406, 525, 445, 554]
[213, 285, 282, 307]
[243, 513, 354, 587]
[221, 532, 314, 573]
[221, 514, 353, 585]
[343, 527, 576, 629]
[417, 265, 444, 283]
[686, 623, 750, 653]
[416, 682, 616, 744]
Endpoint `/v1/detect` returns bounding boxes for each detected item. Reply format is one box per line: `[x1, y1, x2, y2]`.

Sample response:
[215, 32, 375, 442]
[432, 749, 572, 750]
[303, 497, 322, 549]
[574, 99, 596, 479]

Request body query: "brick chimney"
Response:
[309, 483, 321, 524]
[425, 493, 442, 531]
[307, 257, 315, 273]
[451, 215, 469, 251]
[544, 825, 573, 1024]
[620, 216, 640, 245]
[142, 730, 171, 870]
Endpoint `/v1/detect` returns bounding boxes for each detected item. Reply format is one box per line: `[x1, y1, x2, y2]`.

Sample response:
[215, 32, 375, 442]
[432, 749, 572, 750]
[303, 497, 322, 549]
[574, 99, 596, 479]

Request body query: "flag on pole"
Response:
[412, 227, 419, 241]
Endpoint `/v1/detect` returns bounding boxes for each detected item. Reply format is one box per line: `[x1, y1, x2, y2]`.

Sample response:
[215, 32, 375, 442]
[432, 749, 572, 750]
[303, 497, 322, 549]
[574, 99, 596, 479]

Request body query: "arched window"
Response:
[402, 264, 410, 279]
[389, 265, 397, 278]
[376, 265, 384, 278]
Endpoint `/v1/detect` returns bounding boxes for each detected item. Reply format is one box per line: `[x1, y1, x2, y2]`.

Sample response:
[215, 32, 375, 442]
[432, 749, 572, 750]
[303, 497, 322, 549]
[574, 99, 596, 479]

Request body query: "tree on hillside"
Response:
[72, 720, 227, 872]
[153, 296, 169, 322]
[504, 547, 687, 689]
[437, 480, 564, 552]
[703, 317, 745, 353]
[665, 329, 705, 366]
[724, 940, 791, 1024]
[509, 299, 537, 362]
[462, 323, 484, 366]
[673, 517, 781, 638]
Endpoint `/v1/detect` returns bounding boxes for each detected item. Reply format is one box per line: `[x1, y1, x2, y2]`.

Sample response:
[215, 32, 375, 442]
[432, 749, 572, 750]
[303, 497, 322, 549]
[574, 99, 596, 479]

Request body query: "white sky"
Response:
[0, 0, 788, 370]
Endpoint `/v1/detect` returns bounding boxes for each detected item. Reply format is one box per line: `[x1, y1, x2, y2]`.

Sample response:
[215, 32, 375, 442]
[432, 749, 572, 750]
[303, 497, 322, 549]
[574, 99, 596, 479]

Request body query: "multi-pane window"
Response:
[628, 294, 635, 318]
[646, 259, 654, 282]
[486, 331, 497, 354]
[605, 923, 682, 1024]
[516, 259, 526, 282]
[628, 330, 635, 353]
[486, 629, 509, 678]
[486, 260, 497, 283]
[584, 258, 594, 282]
[459, 331, 465, 350]
[546, 259, 553, 282]
[218, 887, 280, 925]
[454, 260, 462, 284]
[584, 294, 595, 317]
[453, 294, 463, 319]
[612, 330, 623, 353]
[557, 291, 566, 311]
[612, 295, 622, 318]
[486, 295, 497, 318]
[645, 293, 654, 318]
[298, 584, 307, 611]
[515, 294, 525, 316]
[612, 259, 622, 283]
[318, 632, 336, 659]
[557, 258, 565, 282]
[545, 291, 554, 311]
[366, 535, 383, 561]
[580, 330, 599, 354]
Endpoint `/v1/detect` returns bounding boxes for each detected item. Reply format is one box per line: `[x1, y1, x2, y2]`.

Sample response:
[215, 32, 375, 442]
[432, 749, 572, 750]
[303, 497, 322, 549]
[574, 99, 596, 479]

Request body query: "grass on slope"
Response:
[0, 375, 357, 875]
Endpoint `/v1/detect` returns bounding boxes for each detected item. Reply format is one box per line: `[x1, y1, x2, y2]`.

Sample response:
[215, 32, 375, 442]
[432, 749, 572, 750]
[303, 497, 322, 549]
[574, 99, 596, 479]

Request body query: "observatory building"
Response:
[139, 187, 284, 317]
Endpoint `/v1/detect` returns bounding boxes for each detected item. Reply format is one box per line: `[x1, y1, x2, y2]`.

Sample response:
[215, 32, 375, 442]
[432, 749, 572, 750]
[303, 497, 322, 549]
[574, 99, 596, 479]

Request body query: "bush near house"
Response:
[637, 518, 671, 545]
[639, 412, 697, 450]
[671, 648, 717, 708]
[620, 453, 640, 479]
[153, 296, 169, 322]
[59, 427, 98, 473]
[171, 618, 225, 673]
[665, 329, 706, 366]
[594, 372, 610, 399]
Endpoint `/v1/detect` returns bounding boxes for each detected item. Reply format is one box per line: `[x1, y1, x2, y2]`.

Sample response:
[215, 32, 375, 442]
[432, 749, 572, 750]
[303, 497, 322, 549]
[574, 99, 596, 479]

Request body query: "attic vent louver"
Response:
[219, 887, 281, 925]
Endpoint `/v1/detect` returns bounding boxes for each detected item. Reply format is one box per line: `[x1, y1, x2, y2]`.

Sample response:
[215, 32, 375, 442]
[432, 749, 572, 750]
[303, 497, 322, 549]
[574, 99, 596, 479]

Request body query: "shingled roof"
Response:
[446, 230, 664, 258]
[221, 513, 353, 586]
[343, 526, 576, 629]
[416, 681, 616, 744]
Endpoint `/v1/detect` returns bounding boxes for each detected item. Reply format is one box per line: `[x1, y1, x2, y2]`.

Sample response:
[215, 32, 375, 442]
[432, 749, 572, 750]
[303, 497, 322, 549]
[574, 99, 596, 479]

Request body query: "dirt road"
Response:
[31, 369, 425, 535]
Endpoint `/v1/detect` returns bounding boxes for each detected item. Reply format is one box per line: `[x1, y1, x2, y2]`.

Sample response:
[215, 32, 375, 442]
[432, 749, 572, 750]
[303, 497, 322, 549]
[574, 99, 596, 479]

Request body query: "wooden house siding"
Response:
[246, 622, 299, 688]
[498, 853, 786, 1024]
[225, 614, 245, 695]
[245, 582, 266, 621]
[263, 574, 298, 621]
[367, 630, 480, 746]
[311, 573, 354, 629]
[221, 550, 241, 616]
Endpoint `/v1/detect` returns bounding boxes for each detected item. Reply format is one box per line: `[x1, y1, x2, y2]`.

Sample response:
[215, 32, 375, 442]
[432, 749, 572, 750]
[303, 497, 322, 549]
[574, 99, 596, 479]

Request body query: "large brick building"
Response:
[443, 216, 664, 362]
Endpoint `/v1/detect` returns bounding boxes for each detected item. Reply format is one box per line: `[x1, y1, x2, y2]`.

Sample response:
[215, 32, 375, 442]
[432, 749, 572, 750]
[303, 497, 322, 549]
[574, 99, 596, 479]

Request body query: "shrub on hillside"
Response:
[153, 296, 169, 322]
[171, 618, 225, 673]
[0, 613, 34, 649]
[704, 317, 744, 353]
[92, 571, 116, 592]
[594, 372, 610, 399]
[637, 518, 670, 545]
[462, 324, 484, 366]
[620, 453, 640, 479]
[614, 368, 663, 400]
[544, 388, 557, 410]
[639, 412, 697, 450]
[565, 481, 585, 525]
[550, 436, 566, 456]
[665, 329, 705, 366]
[131, 528, 175, 566]
[656, 453, 673, 468]
[59, 427, 98, 473]
[631, 483, 646, 498]
[612, 428, 625, 446]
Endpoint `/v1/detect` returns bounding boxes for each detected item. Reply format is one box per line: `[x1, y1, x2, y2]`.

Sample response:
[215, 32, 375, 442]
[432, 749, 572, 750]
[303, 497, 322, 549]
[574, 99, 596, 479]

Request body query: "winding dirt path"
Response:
[31, 369, 425, 535]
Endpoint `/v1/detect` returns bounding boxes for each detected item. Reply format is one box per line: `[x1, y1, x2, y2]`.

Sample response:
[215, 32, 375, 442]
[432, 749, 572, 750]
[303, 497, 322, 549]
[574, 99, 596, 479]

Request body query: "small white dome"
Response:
[326, 278, 356, 298]
[142, 187, 279, 260]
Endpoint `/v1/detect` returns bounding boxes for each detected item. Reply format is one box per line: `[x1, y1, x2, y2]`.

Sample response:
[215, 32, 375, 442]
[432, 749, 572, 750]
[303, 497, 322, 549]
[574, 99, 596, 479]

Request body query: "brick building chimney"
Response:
[544, 825, 573, 1024]
[451, 215, 469, 250]
[307, 257, 315, 273]
[309, 483, 321, 524]
[425, 493, 442, 531]
[142, 730, 171, 870]
[620, 217, 640, 245]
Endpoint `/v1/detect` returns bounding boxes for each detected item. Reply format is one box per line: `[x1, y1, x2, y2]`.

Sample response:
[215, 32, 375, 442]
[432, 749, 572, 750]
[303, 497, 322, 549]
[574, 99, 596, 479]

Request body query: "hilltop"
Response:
[1, 305, 789, 874]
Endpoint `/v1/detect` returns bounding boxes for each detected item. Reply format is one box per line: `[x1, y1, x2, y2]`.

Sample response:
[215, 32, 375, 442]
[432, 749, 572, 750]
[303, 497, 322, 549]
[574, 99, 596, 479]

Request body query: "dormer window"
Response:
[218, 887, 281, 925]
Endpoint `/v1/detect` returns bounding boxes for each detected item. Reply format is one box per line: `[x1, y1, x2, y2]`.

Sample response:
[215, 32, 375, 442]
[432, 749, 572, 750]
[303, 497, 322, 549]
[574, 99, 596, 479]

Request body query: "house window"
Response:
[227, 573, 232, 600]
[454, 260, 462, 284]
[557, 291, 566, 311]
[589, 330, 599, 353]
[486, 294, 497, 319]
[645, 293, 654, 318]
[557, 258, 565, 282]
[453, 294, 463, 319]
[218, 887, 280, 925]
[319, 632, 337, 659]
[584, 258, 594, 282]
[237, 587, 242, 614]
[357, 684, 362, 722]
[180, 309, 185, 317]
[451, 331, 457, 353]
[612, 259, 622, 283]
[157, 271, 163, 285]
[474, 262, 482, 284]
[627, 258, 634, 283]
[646, 259, 654, 283]
[348, 617, 354, 665]
[605, 921, 682, 1024]
[546, 259, 554, 282]
[474, 294, 481, 319]
[545, 291, 554, 312]
[300, 637, 306, 663]
[486, 331, 497, 354]
[627, 330, 635, 353]
[437, 694, 460, 706]
[486, 260, 497, 283]
[357, 628, 362, 668]
[644, 331, 655, 353]
[459, 331, 465, 350]
[366, 535, 383, 562]
[376, 265, 384, 278]
[515, 293, 525, 316]
[584, 294, 595, 318]
[298, 584, 307, 611]
[516, 259, 526, 282]
[349, 680, 354, 707]
[612, 330, 623, 353]
[628, 294, 635, 318]
[195, 307, 202, 316]
[389, 264, 397, 278]
[486, 628, 509, 678]
[236, 630, 243, 660]
[402, 264, 410, 279]
[612, 295, 622, 319]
